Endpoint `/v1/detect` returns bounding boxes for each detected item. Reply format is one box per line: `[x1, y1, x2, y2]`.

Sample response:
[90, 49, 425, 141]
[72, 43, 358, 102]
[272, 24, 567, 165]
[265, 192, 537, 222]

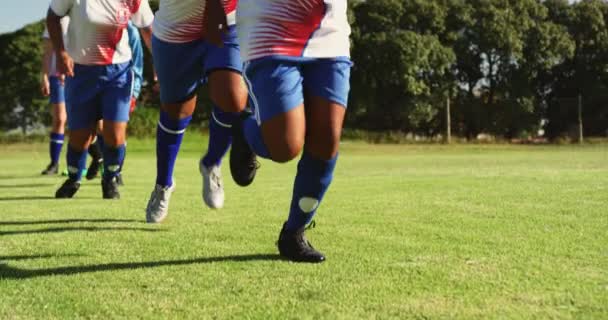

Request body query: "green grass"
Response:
[1, 134, 607, 319]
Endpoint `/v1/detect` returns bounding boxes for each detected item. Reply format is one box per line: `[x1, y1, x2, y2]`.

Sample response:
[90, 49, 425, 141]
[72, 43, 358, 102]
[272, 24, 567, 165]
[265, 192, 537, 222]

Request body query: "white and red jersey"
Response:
[42, 16, 70, 76]
[49, 0, 154, 65]
[153, 0, 237, 43]
[237, 0, 351, 62]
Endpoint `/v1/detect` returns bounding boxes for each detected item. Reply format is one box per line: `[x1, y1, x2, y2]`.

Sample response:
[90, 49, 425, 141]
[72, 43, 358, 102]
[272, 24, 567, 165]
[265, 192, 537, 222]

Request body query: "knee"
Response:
[269, 138, 304, 163]
[211, 88, 247, 114]
[306, 129, 342, 160]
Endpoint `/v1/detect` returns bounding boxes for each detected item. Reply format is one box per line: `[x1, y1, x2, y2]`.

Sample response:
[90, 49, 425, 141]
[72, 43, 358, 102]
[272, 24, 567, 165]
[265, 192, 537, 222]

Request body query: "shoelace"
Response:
[249, 160, 261, 170]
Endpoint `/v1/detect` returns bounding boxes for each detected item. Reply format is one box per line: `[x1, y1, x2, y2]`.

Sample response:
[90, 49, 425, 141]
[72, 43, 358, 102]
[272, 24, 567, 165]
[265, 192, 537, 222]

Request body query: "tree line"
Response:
[1, 0, 607, 140]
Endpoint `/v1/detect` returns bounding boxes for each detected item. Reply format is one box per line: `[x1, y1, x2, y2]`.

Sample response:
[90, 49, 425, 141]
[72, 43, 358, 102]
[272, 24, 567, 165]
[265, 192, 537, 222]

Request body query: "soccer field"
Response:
[1, 135, 607, 319]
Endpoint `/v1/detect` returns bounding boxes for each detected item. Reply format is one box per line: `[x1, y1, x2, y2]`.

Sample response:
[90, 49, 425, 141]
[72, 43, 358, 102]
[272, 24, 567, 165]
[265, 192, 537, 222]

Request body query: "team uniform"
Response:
[237, 0, 352, 262]
[49, 0, 154, 199]
[41, 17, 70, 175]
[146, 0, 257, 222]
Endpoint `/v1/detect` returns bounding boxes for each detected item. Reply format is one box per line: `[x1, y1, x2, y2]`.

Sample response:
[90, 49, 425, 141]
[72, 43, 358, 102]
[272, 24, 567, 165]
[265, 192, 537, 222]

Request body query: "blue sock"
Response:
[49, 132, 64, 165]
[156, 111, 191, 187]
[120, 140, 127, 170]
[243, 115, 271, 159]
[96, 134, 105, 151]
[102, 144, 126, 180]
[202, 105, 236, 167]
[66, 145, 87, 181]
[285, 152, 338, 231]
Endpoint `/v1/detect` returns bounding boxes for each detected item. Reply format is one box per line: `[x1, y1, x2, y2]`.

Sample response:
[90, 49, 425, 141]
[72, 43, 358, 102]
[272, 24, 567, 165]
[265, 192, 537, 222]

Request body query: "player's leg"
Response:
[146, 37, 205, 222]
[99, 62, 133, 199]
[241, 59, 306, 163]
[116, 97, 138, 186]
[42, 77, 67, 175]
[86, 120, 104, 180]
[200, 25, 255, 209]
[278, 58, 352, 263]
[55, 65, 102, 198]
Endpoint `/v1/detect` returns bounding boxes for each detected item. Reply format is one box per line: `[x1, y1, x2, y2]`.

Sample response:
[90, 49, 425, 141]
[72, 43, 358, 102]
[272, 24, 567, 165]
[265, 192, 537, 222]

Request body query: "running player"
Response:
[47, 0, 154, 199]
[144, 0, 257, 223]
[235, 0, 352, 262]
[40, 16, 69, 175]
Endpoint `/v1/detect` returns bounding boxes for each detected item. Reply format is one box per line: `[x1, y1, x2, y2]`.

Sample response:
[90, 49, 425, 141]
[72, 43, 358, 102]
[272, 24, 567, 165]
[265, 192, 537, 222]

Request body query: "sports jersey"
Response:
[42, 16, 70, 76]
[49, 0, 154, 65]
[237, 0, 351, 62]
[152, 0, 237, 43]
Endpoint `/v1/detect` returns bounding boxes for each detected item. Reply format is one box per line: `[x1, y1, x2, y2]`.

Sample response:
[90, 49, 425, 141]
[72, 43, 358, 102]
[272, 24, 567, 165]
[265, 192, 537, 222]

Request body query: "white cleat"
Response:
[145, 182, 176, 223]
[199, 159, 225, 209]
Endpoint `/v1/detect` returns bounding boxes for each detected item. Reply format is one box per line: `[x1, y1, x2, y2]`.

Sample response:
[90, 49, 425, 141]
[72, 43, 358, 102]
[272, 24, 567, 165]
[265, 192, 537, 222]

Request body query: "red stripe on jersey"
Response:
[247, 0, 325, 58]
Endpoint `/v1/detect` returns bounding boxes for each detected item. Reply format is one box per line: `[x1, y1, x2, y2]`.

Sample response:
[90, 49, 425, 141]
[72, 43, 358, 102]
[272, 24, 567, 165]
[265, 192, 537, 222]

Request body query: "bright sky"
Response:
[0, 0, 583, 35]
[0, 0, 49, 34]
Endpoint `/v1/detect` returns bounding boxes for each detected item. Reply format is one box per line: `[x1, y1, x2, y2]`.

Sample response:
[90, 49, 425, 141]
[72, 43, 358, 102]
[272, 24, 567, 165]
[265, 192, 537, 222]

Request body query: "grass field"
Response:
[1, 134, 607, 319]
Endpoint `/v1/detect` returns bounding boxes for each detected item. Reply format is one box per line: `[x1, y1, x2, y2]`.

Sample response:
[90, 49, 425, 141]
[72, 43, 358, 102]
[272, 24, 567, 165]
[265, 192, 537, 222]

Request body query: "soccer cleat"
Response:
[55, 178, 81, 198]
[41, 162, 59, 175]
[145, 182, 176, 223]
[86, 158, 103, 180]
[277, 222, 326, 263]
[229, 115, 258, 187]
[199, 159, 224, 209]
[101, 176, 121, 199]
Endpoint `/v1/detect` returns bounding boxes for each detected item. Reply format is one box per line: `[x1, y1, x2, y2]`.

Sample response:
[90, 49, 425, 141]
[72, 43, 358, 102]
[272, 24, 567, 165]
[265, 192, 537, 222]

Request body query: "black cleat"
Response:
[277, 222, 326, 263]
[41, 162, 59, 175]
[55, 178, 81, 198]
[229, 114, 259, 187]
[101, 176, 120, 199]
[86, 159, 103, 180]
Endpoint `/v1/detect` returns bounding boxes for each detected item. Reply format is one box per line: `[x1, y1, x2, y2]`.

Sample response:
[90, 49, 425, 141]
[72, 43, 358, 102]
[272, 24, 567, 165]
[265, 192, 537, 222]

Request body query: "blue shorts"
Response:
[152, 25, 242, 104]
[49, 76, 65, 104]
[65, 62, 133, 130]
[243, 56, 352, 123]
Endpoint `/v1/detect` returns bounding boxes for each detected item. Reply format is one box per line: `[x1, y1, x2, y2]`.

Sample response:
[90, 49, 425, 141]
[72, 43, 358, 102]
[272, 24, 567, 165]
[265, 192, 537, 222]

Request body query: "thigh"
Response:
[244, 58, 305, 124]
[205, 26, 247, 112]
[244, 58, 307, 162]
[302, 57, 352, 109]
[65, 67, 102, 130]
[302, 58, 352, 159]
[100, 63, 132, 126]
[152, 36, 206, 104]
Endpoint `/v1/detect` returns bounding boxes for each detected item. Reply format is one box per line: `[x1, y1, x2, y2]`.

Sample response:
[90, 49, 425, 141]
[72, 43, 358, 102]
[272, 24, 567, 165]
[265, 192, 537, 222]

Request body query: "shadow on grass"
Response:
[0, 183, 54, 188]
[0, 254, 282, 279]
[0, 196, 58, 201]
[0, 218, 141, 226]
[0, 226, 162, 236]
[0, 254, 82, 261]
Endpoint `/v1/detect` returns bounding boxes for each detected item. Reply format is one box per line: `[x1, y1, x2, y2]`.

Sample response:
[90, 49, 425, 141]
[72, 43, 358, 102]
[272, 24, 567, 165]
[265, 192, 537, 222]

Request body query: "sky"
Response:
[0, 0, 582, 35]
[0, 0, 48, 34]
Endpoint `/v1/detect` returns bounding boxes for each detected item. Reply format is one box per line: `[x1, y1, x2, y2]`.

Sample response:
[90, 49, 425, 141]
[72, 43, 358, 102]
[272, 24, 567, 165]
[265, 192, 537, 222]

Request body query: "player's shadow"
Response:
[0, 226, 163, 236]
[0, 218, 140, 226]
[0, 254, 282, 279]
[0, 183, 54, 188]
[0, 196, 58, 201]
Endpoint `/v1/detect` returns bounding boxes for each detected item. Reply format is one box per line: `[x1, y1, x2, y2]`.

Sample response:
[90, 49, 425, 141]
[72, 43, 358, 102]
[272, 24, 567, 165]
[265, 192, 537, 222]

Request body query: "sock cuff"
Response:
[211, 105, 238, 128]
[300, 152, 338, 173]
[159, 111, 192, 134]
[50, 132, 65, 141]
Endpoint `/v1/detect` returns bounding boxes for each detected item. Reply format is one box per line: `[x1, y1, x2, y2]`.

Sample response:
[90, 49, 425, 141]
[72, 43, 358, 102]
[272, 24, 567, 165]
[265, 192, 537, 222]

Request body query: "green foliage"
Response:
[1, 1, 608, 140]
[0, 21, 46, 133]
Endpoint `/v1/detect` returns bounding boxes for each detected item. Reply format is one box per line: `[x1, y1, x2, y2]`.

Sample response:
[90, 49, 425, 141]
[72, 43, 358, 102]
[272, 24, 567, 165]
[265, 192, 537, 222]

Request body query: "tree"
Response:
[0, 21, 46, 134]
